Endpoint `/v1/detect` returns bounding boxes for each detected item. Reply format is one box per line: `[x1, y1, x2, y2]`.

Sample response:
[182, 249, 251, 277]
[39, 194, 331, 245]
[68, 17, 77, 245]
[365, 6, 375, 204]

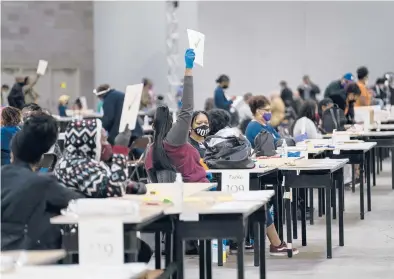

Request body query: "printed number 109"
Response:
[225, 185, 245, 192]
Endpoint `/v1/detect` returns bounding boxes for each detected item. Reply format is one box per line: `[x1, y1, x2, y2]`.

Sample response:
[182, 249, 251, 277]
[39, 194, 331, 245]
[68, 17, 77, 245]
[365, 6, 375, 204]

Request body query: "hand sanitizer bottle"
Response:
[174, 173, 184, 211]
[282, 140, 288, 158]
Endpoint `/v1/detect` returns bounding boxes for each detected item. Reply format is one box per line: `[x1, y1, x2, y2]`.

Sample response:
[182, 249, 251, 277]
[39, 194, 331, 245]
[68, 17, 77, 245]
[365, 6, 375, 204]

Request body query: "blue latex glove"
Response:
[185, 49, 195, 69]
[206, 172, 213, 181]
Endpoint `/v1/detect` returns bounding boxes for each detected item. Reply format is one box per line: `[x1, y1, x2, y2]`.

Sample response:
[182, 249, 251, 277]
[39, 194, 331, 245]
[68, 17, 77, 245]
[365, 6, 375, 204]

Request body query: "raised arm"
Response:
[22, 74, 40, 93]
[165, 49, 195, 146]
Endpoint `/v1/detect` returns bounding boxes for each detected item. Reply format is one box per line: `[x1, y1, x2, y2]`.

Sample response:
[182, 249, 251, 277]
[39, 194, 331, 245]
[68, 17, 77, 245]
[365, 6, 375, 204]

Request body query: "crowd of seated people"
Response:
[1, 44, 393, 271]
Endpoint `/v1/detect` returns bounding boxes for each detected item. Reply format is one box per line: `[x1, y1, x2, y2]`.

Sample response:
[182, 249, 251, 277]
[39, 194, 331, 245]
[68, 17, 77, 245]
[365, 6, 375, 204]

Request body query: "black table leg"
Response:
[259, 206, 267, 279]
[318, 189, 323, 217]
[165, 232, 172, 268]
[376, 149, 380, 175]
[360, 157, 365, 220]
[253, 222, 260, 267]
[367, 151, 372, 212]
[199, 241, 206, 279]
[309, 188, 314, 225]
[332, 178, 337, 220]
[237, 234, 245, 279]
[218, 238, 223, 266]
[392, 148, 394, 190]
[285, 186, 293, 258]
[206, 240, 212, 279]
[273, 184, 280, 237]
[155, 232, 161, 269]
[278, 185, 284, 241]
[325, 185, 332, 259]
[300, 188, 307, 246]
[292, 189, 298, 239]
[351, 164, 356, 193]
[175, 233, 184, 279]
[379, 148, 383, 171]
[372, 148, 376, 186]
[338, 169, 344, 247]
[322, 189, 326, 215]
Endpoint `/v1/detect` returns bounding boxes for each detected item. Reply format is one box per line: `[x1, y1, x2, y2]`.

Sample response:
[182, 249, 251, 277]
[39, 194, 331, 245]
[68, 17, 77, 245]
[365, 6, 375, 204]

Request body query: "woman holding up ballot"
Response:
[145, 49, 209, 183]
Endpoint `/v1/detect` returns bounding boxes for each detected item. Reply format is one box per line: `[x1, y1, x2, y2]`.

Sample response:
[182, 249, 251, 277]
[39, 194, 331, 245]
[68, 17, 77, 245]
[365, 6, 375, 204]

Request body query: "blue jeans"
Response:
[266, 206, 274, 226]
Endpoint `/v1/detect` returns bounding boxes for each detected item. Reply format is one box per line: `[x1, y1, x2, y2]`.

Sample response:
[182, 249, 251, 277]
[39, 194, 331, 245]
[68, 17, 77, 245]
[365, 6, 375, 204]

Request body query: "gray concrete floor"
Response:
[150, 160, 394, 279]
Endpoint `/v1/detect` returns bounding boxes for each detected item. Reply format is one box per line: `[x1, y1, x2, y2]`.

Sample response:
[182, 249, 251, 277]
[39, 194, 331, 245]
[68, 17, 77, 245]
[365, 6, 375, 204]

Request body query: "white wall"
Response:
[93, 1, 198, 107]
[196, 1, 394, 109]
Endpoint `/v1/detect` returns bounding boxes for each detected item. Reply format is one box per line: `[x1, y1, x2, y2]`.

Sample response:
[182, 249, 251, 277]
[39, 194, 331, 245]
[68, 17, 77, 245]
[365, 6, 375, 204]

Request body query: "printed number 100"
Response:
[225, 185, 245, 192]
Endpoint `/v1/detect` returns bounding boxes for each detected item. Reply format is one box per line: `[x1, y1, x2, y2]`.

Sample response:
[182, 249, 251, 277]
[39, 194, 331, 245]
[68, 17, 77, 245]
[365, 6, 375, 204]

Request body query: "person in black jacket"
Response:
[324, 73, 355, 99]
[330, 83, 361, 124]
[7, 77, 26, 110]
[297, 75, 320, 101]
[1, 114, 83, 251]
[93, 84, 125, 145]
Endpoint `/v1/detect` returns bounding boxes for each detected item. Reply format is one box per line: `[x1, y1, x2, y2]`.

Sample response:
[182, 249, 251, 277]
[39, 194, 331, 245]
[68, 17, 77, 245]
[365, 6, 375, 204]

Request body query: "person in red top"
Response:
[145, 49, 208, 183]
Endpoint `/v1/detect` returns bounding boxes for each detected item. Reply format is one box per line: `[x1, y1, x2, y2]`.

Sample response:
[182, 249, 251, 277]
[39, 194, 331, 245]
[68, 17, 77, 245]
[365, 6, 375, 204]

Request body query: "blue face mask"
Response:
[263, 112, 272, 122]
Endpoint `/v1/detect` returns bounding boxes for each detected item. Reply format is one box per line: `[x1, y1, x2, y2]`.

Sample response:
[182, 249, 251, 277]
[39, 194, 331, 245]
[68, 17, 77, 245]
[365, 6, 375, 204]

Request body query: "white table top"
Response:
[278, 158, 348, 171]
[50, 206, 165, 225]
[191, 190, 274, 203]
[0, 250, 65, 266]
[1, 263, 147, 279]
[323, 131, 394, 138]
[333, 142, 376, 151]
[207, 166, 277, 174]
[371, 124, 394, 130]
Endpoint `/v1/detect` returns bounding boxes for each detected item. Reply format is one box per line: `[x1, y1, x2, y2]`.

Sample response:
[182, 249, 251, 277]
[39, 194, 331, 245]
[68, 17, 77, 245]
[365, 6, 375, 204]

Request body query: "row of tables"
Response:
[3, 130, 394, 279]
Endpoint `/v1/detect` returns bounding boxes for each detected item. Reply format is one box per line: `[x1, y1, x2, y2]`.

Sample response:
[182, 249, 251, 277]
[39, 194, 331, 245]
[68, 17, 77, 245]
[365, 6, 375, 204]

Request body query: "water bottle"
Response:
[174, 173, 184, 211]
[143, 115, 149, 127]
[281, 140, 288, 158]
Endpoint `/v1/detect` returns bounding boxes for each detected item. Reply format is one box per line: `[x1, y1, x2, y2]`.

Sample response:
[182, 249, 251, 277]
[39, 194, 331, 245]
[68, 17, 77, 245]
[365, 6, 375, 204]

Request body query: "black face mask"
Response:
[222, 85, 229, 89]
[194, 125, 210, 137]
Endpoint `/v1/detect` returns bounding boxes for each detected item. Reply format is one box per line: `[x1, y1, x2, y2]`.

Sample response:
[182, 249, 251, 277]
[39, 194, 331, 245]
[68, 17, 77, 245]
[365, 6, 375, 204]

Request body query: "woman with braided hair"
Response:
[1, 106, 22, 165]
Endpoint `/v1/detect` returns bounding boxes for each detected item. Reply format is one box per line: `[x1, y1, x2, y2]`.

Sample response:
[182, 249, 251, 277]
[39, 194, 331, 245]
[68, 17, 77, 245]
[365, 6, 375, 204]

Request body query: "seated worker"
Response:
[58, 95, 70, 117]
[330, 83, 361, 124]
[54, 119, 146, 198]
[206, 109, 299, 256]
[189, 110, 210, 158]
[1, 114, 84, 251]
[1, 107, 22, 166]
[21, 103, 42, 121]
[145, 49, 209, 183]
[318, 98, 334, 120]
[291, 100, 322, 139]
[245, 96, 281, 148]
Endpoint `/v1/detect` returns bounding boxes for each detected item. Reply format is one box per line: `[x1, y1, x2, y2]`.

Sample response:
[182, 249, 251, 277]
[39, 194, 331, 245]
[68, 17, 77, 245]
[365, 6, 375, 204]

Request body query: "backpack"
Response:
[203, 135, 255, 169]
[253, 130, 276, 157]
[322, 105, 346, 133]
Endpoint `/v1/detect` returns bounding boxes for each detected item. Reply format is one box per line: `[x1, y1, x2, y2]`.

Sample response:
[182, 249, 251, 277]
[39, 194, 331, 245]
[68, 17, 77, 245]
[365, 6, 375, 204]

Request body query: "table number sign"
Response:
[78, 218, 124, 265]
[221, 170, 249, 192]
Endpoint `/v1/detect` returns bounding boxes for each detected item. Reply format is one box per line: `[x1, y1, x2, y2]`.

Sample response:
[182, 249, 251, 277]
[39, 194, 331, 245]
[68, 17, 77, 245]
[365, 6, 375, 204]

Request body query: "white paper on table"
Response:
[119, 83, 143, 133]
[78, 218, 124, 266]
[211, 201, 260, 211]
[221, 170, 250, 192]
[187, 29, 205, 67]
[37, 60, 48, 75]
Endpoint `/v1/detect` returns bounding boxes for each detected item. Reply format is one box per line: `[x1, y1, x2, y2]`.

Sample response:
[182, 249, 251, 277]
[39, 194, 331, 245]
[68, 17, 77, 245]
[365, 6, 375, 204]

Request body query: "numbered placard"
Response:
[221, 170, 249, 192]
[78, 218, 124, 265]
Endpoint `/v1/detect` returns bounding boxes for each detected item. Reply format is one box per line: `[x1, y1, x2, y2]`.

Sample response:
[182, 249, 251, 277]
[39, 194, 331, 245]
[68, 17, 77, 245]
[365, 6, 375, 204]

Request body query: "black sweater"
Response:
[1, 161, 83, 251]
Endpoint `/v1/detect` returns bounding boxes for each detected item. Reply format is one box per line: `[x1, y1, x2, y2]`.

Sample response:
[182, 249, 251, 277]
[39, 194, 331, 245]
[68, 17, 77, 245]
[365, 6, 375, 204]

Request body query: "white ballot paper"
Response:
[119, 83, 143, 133]
[187, 29, 205, 67]
[37, 60, 48, 75]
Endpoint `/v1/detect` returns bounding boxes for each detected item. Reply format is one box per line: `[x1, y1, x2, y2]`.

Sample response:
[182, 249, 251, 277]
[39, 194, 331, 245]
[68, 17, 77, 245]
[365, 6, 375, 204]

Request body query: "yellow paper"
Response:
[60, 82, 67, 89]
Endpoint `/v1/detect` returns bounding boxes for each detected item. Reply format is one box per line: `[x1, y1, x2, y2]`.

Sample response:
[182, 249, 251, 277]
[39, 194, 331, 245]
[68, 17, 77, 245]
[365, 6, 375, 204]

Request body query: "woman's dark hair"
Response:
[11, 114, 59, 164]
[318, 98, 333, 118]
[22, 103, 41, 112]
[191, 110, 209, 128]
[298, 100, 317, 121]
[346, 83, 361, 96]
[1, 107, 21, 126]
[290, 100, 317, 135]
[152, 106, 174, 170]
[74, 98, 83, 110]
[248, 95, 270, 115]
[376, 78, 386, 85]
[215, 75, 229, 84]
[356, 66, 369, 80]
[207, 109, 231, 135]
